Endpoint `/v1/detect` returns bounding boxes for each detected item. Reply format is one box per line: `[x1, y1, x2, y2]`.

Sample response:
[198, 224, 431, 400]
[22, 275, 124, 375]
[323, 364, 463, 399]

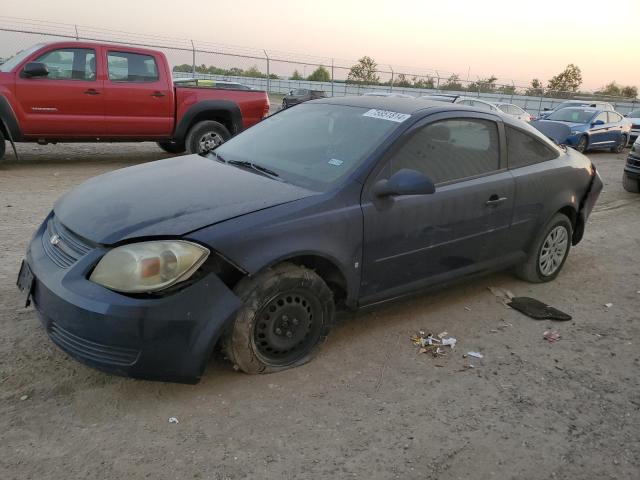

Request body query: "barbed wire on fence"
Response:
[0, 15, 637, 114]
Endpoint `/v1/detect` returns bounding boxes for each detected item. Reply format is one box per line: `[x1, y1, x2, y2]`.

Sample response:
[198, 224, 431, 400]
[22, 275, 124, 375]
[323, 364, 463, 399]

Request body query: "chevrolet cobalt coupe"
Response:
[18, 97, 603, 383]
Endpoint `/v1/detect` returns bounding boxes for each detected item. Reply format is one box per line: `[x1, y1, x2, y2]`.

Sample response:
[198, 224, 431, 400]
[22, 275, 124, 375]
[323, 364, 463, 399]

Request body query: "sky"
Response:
[1, 0, 639, 90]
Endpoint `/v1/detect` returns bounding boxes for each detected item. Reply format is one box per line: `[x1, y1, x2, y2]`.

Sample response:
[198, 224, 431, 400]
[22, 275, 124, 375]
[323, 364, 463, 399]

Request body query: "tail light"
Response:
[262, 95, 270, 119]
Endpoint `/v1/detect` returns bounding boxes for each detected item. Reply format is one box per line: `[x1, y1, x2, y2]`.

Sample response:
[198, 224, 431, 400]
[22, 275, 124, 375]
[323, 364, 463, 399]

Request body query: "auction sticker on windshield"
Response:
[362, 109, 411, 123]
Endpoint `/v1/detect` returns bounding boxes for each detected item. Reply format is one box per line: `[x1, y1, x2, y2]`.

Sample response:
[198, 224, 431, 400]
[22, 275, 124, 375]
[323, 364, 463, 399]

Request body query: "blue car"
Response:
[532, 107, 631, 153]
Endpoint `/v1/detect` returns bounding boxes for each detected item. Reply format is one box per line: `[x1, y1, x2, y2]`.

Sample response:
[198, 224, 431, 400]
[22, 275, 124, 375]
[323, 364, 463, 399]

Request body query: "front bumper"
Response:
[25, 215, 242, 383]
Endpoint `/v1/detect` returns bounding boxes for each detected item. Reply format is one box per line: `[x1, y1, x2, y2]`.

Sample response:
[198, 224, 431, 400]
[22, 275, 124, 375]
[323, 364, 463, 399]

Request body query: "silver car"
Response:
[624, 109, 640, 143]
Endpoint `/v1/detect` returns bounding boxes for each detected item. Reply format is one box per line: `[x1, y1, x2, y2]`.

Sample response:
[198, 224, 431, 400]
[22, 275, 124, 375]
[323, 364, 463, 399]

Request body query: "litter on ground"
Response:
[410, 331, 457, 358]
[604, 303, 613, 308]
[465, 351, 484, 359]
[543, 330, 561, 343]
[488, 286, 515, 306]
[168, 417, 179, 424]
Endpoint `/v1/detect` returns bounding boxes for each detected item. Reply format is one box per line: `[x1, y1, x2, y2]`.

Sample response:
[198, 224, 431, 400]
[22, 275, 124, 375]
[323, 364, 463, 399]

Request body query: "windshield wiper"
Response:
[227, 160, 280, 178]
[207, 151, 226, 163]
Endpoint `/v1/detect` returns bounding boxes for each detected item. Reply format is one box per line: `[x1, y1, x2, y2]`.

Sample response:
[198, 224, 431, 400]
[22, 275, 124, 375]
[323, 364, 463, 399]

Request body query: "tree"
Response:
[525, 78, 543, 96]
[290, 69, 304, 80]
[468, 75, 498, 93]
[547, 64, 582, 93]
[621, 85, 638, 98]
[412, 76, 435, 89]
[307, 66, 331, 82]
[440, 74, 463, 91]
[393, 73, 412, 88]
[347, 56, 380, 84]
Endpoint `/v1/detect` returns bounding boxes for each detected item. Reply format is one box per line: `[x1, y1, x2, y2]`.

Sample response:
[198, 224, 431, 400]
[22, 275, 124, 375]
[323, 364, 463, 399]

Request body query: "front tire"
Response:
[281, 99, 288, 110]
[224, 263, 335, 374]
[575, 135, 588, 153]
[157, 141, 186, 154]
[515, 213, 572, 283]
[623, 173, 640, 193]
[185, 120, 231, 155]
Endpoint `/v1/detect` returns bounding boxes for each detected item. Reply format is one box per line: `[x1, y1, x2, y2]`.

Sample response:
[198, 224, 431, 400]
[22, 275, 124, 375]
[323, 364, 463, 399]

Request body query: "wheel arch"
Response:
[174, 100, 243, 143]
[0, 94, 22, 141]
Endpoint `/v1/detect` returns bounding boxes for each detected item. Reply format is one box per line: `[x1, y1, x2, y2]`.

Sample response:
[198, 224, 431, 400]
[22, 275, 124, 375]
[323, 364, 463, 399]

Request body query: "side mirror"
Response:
[592, 120, 605, 126]
[373, 169, 436, 198]
[22, 62, 49, 78]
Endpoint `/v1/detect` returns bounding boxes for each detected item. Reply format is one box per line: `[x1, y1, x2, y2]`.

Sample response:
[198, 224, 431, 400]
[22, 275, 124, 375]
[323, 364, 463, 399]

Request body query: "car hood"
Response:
[530, 120, 576, 144]
[54, 155, 317, 244]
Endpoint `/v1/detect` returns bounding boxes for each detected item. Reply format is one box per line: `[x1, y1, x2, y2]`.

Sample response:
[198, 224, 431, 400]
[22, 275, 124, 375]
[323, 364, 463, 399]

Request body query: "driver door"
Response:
[359, 113, 514, 304]
[14, 46, 105, 137]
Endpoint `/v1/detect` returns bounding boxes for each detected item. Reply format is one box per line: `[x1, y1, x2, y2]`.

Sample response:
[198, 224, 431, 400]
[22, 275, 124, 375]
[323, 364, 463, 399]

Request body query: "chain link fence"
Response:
[1, 16, 638, 115]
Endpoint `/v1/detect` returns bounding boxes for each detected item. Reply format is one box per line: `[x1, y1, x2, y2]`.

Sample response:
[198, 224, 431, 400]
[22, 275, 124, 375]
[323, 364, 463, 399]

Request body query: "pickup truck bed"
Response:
[0, 41, 270, 160]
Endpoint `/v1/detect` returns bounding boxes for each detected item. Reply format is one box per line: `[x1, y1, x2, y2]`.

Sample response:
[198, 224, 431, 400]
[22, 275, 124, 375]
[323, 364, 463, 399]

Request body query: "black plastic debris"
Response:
[508, 297, 572, 321]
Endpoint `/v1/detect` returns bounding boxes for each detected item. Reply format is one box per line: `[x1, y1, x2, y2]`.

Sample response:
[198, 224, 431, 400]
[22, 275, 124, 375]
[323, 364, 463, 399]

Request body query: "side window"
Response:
[594, 112, 608, 124]
[607, 112, 622, 123]
[389, 118, 500, 184]
[506, 126, 558, 169]
[34, 48, 96, 81]
[107, 52, 159, 82]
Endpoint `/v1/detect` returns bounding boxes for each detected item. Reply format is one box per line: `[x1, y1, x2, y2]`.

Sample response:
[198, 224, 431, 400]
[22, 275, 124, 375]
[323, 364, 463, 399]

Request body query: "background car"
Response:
[495, 103, 533, 122]
[623, 137, 640, 193]
[282, 88, 328, 108]
[419, 93, 461, 103]
[538, 100, 614, 119]
[624, 110, 640, 143]
[532, 107, 630, 153]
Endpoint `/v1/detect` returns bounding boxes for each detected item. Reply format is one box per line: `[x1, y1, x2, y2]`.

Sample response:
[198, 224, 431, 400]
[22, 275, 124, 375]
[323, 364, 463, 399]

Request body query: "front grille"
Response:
[631, 124, 640, 130]
[49, 322, 140, 367]
[627, 156, 640, 167]
[42, 216, 92, 268]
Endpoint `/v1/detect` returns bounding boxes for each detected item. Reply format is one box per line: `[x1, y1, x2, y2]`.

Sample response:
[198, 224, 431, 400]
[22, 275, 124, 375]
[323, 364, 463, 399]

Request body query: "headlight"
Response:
[570, 130, 583, 136]
[90, 240, 209, 293]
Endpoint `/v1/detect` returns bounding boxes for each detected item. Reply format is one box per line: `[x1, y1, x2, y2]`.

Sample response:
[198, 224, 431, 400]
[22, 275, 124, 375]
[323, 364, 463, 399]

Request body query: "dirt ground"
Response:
[0, 142, 639, 480]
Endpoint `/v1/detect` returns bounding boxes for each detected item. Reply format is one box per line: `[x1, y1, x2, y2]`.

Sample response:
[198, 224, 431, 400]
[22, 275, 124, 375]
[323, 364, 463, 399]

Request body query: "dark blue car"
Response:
[532, 107, 631, 153]
[17, 97, 603, 383]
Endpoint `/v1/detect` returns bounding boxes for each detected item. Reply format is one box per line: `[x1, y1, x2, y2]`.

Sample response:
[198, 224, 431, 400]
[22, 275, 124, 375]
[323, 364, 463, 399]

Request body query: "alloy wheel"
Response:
[538, 225, 569, 276]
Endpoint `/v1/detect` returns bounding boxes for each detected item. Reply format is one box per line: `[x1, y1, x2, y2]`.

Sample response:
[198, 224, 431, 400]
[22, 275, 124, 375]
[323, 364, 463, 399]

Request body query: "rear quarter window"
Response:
[506, 125, 559, 169]
[108, 52, 159, 82]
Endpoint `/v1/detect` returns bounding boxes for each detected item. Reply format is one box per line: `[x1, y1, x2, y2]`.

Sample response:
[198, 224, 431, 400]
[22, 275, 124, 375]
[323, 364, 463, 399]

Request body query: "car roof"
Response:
[311, 95, 451, 114]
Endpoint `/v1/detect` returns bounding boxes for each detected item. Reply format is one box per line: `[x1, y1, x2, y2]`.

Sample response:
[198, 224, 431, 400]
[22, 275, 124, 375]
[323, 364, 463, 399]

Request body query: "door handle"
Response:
[485, 195, 507, 207]
[84, 89, 100, 95]
[151, 91, 166, 98]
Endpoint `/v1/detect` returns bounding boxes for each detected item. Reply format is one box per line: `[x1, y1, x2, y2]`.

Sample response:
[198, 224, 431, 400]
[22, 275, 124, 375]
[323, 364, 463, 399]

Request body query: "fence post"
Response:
[435, 71, 440, 90]
[331, 58, 334, 97]
[74, 25, 79, 40]
[510, 80, 515, 103]
[389, 66, 394, 92]
[263, 49, 270, 93]
[537, 89, 544, 117]
[190, 40, 196, 77]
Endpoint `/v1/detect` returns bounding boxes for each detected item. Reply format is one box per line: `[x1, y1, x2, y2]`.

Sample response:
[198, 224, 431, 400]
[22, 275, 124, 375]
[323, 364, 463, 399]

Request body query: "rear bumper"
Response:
[573, 168, 603, 244]
[26, 216, 242, 383]
[625, 151, 640, 179]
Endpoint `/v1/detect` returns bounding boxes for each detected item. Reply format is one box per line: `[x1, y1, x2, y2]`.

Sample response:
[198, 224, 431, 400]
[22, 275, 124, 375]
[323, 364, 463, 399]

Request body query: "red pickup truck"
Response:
[0, 41, 270, 160]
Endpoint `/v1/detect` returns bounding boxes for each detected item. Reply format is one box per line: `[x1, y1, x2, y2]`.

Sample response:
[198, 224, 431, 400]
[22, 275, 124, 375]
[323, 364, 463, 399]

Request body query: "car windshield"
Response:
[547, 108, 595, 123]
[214, 103, 404, 191]
[0, 44, 44, 72]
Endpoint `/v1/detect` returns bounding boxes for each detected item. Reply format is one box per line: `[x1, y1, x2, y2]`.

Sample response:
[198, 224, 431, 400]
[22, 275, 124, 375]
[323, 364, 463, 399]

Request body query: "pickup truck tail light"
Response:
[262, 96, 270, 118]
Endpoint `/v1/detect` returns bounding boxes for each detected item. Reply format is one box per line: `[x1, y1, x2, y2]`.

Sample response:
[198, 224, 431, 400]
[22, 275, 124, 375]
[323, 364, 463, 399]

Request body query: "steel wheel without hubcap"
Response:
[198, 132, 224, 154]
[538, 225, 569, 276]
[281, 99, 287, 110]
[613, 135, 627, 153]
[253, 290, 323, 366]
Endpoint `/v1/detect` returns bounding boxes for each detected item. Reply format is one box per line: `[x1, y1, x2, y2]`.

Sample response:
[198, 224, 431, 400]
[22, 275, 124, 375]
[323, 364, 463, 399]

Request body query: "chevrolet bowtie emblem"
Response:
[50, 234, 61, 246]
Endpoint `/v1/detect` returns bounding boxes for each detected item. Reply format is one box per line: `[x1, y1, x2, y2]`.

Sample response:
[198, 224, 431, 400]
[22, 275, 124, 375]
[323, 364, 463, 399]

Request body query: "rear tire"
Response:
[224, 263, 335, 374]
[185, 121, 231, 155]
[623, 173, 640, 193]
[157, 141, 186, 154]
[0, 130, 6, 161]
[611, 134, 627, 153]
[515, 213, 572, 283]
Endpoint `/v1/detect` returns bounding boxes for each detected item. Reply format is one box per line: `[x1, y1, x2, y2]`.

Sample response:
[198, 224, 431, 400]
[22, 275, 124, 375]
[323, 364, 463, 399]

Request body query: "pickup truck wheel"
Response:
[622, 173, 640, 193]
[157, 141, 186, 154]
[0, 129, 6, 161]
[185, 121, 231, 155]
[224, 263, 335, 374]
[515, 213, 572, 283]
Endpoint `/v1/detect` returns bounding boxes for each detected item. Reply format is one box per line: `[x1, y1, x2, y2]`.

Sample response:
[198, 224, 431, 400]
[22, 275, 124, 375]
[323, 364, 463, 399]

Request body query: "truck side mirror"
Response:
[22, 62, 49, 78]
